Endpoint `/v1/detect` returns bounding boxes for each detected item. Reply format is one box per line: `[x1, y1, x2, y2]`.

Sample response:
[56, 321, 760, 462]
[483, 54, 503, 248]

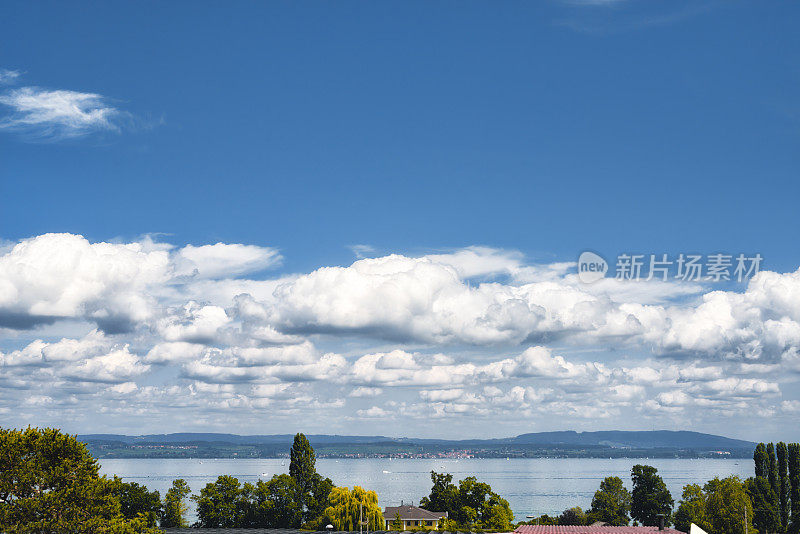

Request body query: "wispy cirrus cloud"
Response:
[0, 69, 21, 85]
[0, 87, 126, 140]
[554, 0, 717, 34]
[0, 66, 150, 141]
[562, 0, 627, 5]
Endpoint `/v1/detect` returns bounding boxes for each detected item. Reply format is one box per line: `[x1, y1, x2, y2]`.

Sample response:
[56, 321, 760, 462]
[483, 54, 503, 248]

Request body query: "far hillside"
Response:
[78, 430, 755, 459]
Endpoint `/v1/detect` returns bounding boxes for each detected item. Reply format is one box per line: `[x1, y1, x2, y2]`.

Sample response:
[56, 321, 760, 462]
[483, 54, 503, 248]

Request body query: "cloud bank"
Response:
[0, 233, 797, 437]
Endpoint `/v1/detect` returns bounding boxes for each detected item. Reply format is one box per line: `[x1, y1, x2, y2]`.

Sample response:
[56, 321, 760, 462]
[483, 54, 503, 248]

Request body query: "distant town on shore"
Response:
[78, 430, 755, 459]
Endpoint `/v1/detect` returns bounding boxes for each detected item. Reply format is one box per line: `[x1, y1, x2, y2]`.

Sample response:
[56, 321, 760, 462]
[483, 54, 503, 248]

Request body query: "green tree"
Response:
[748, 476, 780, 534]
[755, 443, 770, 479]
[420, 471, 459, 514]
[0, 427, 158, 533]
[193, 475, 249, 527]
[304, 473, 335, 525]
[460, 475, 514, 529]
[778, 442, 790, 531]
[482, 496, 515, 530]
[705, 476, 754, 534]
[391, 512, 404, 530]
[458, 505, 478, 527]
[289, 433, 331, 524]
[558, 506, 586, 526]
[630, 464, 674, 527]
[674, 483, 711, 533]
[160, 478, 191, 528]
[111, 478, 161, 527]
[322, 486, 383, 531]
[769, 443, 780, 498]
[440, 518, 464, 530]
[250, 474, 303, 527]
[457, 476, 493, 524]
[290, 433, 317, 494]
[768, 442, 782, 532]
[586, 476, 631, 526]
[789, 443, 800, 532]
[420, 472, 513, 530]
[751, 443, 780, 534]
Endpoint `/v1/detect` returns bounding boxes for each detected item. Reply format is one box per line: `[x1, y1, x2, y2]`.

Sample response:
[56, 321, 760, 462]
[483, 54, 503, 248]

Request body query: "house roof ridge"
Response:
[383, 504, 449, 520]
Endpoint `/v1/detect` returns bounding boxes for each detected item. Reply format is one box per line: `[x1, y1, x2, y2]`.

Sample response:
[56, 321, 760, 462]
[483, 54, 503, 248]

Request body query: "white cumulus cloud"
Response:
[0, 233, 798, 434]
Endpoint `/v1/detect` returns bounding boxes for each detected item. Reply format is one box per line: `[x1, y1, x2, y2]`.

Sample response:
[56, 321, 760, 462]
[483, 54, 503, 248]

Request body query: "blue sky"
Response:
[1, 1, 799, 440]
[3, 0, 799, 271]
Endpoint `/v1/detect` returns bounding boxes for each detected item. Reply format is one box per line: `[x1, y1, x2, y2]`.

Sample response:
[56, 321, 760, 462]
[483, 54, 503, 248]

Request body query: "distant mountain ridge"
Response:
[79, 429, 754, 449]
[78, 433, 390, 445]
[507, 430, 754, 449]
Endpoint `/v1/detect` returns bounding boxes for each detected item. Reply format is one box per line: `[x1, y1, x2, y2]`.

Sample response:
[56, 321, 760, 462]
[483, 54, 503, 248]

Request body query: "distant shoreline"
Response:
[80, 429, 755, 460]
[89, 450, 753, 460]
[96, 455, 751, 460]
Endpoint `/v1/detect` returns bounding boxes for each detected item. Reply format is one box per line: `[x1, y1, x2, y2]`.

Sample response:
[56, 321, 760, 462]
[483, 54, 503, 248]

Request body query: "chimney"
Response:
[658, 515, 665, 531]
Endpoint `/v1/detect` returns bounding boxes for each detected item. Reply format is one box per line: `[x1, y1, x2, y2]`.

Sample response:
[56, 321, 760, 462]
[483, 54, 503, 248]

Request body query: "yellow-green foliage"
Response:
[323, 486, 384, 530]
[674, 476, 755, 534]
[161, 478, 192, 528]
[705, 476, 755, 534]
[0, 427, 160, 534]
[390, 512, 404, 530]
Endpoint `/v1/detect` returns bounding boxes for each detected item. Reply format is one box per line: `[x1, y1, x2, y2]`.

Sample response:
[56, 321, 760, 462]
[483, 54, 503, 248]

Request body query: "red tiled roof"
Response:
[515, 526, 683, 534]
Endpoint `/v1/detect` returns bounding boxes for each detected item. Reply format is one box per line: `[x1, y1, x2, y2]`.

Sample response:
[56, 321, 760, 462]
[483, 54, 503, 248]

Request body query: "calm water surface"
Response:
[100, 458, 753, 523]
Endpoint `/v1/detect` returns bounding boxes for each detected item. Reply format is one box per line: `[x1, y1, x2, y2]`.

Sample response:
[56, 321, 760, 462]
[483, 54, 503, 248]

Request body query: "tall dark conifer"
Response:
[749, 476, 780, 534]
[289, 433, 316, 494]
[789, 443, 800, 530]
[769, 443, 782, 531]
[752, 443, 781, 533]
[778, 442, 790, 531]
[770, 444, 780, 496]
[756, 443, 769, 479]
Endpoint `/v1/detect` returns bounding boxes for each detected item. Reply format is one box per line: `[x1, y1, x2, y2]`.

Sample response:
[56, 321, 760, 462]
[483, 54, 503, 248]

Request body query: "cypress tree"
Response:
[769, 443, 782, 531]
[789, 443, 800, 531]
[756, 443, 769, 479]
[778, 442, 789, 530]
[770, 443, 780, 496]
[289, 433, 317, 494]
[752, 443, 781, 533]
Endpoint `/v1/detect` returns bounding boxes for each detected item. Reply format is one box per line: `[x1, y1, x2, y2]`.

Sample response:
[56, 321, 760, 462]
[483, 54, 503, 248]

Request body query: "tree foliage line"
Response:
[3, 428, 508, 532]
[5, 427, 799, 534]
[522, 442, 800, 534]
[522, 464, 672, 529]
[671, 441, 800, 534]
[0, 428, 386, 532]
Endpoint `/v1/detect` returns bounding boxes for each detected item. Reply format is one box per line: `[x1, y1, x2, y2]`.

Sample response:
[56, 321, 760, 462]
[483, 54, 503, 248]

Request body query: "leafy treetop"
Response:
[630, 464, 673, 527]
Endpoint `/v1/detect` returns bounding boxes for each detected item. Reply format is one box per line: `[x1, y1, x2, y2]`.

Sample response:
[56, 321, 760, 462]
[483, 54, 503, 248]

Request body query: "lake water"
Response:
[100, 458, 753, 523]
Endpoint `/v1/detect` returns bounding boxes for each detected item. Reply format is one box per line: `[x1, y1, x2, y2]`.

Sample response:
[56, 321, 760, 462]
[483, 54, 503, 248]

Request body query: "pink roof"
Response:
[515, 526, 683, 534]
